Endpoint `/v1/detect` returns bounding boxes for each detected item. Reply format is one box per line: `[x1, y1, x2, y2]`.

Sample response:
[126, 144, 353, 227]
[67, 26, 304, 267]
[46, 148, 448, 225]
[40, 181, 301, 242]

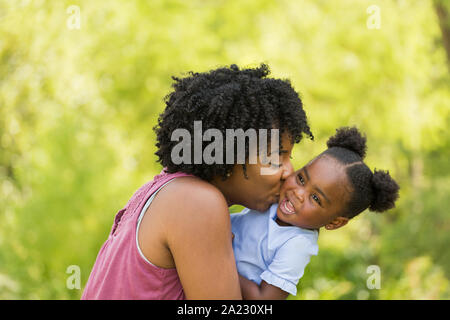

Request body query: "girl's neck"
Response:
[275, 217, 293, 227]
[275, 217, 320, 233]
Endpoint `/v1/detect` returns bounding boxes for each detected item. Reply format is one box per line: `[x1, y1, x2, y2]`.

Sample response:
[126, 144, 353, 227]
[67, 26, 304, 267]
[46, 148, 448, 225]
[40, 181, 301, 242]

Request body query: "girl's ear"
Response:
[324, 216, 349, 230]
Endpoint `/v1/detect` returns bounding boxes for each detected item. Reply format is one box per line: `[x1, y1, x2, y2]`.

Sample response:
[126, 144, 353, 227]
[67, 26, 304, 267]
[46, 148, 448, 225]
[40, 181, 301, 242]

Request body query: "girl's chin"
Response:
[275, 211, 293, 227]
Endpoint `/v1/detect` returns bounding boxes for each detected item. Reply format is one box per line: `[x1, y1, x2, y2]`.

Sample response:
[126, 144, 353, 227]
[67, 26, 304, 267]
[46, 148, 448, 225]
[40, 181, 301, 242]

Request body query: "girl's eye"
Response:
[312, 194, 321, 205]
[297, 174, 305, 185]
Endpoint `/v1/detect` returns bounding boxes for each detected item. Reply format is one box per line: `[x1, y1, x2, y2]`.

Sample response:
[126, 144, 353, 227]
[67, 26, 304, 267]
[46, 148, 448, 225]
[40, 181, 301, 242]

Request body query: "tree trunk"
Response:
[434, 0, 450, 71]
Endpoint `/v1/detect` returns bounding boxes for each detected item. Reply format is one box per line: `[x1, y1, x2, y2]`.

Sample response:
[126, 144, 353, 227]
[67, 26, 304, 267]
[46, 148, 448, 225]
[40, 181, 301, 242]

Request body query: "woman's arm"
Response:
[164, 178, 242, 299]
[239, 276, 289, 300]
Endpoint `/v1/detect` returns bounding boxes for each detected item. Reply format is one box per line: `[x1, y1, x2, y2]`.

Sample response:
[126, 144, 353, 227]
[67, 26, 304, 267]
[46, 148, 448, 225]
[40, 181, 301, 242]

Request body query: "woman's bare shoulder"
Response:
[154, 177, 240, 299]
[162, 176, 228, 209]
[141, 175, 230, 240]
[149, 176, 230, 250]
[138, 176, 231, 270]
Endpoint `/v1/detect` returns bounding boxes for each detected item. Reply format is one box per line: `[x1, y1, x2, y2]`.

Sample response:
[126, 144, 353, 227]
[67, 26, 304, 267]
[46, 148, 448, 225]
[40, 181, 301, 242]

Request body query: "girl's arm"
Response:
[239, 275, 289, 300]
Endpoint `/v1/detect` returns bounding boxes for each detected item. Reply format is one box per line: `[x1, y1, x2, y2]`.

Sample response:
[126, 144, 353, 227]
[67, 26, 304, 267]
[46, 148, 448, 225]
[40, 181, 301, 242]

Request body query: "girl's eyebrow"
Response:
[303, 167, 331, 205]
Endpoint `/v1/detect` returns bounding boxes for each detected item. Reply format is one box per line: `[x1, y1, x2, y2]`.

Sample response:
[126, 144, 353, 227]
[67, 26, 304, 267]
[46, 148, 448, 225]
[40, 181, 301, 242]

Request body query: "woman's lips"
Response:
[280, 198, 295, 215]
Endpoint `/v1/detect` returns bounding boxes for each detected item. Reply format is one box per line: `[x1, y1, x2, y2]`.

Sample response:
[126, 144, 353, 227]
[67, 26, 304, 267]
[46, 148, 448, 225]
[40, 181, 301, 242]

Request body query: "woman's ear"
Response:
[324, 216, 349, 230]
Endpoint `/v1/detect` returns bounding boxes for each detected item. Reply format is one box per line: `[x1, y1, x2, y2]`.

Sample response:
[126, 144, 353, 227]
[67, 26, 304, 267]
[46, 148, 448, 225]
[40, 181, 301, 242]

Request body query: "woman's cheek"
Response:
[267, 169, 283, 186]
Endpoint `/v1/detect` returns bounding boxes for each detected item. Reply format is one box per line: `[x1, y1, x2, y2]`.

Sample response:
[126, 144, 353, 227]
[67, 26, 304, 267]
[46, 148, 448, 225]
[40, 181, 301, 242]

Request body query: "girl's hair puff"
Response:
[323, 127, 399, 218]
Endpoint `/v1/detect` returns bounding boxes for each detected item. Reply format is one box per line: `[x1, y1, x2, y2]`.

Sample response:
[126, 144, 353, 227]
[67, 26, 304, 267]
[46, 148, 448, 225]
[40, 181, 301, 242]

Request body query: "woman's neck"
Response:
[209, 176, 236, 207]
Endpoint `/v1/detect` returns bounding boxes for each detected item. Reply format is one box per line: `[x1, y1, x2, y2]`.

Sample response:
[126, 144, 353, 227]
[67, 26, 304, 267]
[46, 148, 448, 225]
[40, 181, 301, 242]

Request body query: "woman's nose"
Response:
[281, 159, 294, 181]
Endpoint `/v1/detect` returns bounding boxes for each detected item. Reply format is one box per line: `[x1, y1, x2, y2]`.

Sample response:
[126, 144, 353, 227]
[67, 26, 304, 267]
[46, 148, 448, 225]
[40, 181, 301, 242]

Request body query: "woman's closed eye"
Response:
[268, 161, 282, 168]
[268, 151, 290, 168]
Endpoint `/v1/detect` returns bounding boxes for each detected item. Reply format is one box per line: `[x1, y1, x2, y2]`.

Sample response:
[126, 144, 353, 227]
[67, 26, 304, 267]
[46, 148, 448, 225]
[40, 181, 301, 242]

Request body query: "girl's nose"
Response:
[294, 187, 305, 203]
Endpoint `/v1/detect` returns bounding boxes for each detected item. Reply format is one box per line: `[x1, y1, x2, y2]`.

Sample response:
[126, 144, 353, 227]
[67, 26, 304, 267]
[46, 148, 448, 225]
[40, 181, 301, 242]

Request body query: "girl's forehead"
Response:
[317, 157, 351, 197]
[304, 156, 349, 192]
[310, 156, 345, 177]
[298, 154, 341, 172]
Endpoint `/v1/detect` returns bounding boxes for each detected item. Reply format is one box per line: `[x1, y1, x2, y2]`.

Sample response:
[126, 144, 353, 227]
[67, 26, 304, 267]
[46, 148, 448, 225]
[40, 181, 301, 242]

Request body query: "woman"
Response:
[82, 64, 313, 299]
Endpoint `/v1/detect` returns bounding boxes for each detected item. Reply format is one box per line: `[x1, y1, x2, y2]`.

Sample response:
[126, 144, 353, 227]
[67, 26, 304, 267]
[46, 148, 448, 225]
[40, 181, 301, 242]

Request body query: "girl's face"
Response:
[220, 133, 295, 212]
[276, 155, 351, 230]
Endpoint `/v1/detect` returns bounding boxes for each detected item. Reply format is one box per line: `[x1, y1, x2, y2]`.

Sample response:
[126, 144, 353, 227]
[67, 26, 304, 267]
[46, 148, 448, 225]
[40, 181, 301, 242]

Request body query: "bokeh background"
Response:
[0, 0, 449, 300]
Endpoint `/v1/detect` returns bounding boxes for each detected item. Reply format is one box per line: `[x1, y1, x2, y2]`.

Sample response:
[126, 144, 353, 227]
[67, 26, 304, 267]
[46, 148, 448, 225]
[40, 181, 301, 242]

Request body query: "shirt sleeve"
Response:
[260, 236, 317, 296]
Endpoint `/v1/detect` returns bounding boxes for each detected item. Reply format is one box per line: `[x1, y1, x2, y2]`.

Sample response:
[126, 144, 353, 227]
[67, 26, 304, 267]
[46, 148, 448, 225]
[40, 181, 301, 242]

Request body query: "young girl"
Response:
[231, 127, 400, 299]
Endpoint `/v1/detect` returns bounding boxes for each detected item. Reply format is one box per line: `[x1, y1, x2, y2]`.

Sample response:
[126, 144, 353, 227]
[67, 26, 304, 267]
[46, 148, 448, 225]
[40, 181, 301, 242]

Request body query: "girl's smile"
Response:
[279, 193, 296, 215]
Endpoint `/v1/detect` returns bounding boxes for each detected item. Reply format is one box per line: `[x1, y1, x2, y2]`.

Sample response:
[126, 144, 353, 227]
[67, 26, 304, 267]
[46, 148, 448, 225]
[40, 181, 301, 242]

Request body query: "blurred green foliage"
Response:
[0, 0, 449, 299]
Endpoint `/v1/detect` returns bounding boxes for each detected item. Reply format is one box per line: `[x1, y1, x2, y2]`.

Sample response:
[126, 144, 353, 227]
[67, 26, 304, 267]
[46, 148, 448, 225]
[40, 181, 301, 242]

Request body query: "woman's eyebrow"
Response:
[303, 167, 331, 204]
[269, 149, 288, 155]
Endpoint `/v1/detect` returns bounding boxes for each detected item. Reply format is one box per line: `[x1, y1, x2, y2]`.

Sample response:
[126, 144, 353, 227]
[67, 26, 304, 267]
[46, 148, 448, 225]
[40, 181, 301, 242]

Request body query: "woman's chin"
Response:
[252, 201, 271, 213]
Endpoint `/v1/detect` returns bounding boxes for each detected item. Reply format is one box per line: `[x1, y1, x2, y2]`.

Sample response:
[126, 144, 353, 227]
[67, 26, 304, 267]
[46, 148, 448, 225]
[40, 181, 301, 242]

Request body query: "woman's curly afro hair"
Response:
[322, 127, 400, 218]
[154, 64, 313, 181]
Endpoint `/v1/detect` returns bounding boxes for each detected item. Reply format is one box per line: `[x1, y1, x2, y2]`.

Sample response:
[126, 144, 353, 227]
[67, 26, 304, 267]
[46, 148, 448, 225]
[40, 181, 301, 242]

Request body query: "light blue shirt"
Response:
[230, 204, 319, 296]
